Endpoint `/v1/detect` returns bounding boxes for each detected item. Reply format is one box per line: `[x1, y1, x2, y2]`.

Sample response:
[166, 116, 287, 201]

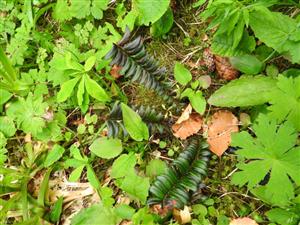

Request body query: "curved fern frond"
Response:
[105, 28, 174, 106]
[148, 139, 210, 209]
[107, 102, 166, 138]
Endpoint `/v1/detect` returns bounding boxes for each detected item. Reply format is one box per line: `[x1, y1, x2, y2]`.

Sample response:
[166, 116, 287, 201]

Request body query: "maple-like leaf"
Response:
[231, 114, 300, 206]
[267, 75, 300, 131]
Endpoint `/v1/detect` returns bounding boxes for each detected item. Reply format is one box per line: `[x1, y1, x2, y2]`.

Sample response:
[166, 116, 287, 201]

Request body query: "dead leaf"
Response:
[176, 104, 192, 124]
[172, 108, 203, 140]
[110, 65, 122, 79]
[199, 75, 211, 89]
[173, 206, 191, 224]
[203, 48, 215, 73]
[230, 217, 258, 225]
[207, 110, 239, 156]
[214, 55, 239, 80]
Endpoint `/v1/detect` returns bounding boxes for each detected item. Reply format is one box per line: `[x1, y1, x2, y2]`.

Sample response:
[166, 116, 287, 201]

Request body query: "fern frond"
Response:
[105, 28, 174, 106]
[148, 139, 210, 209]
[106, 102, 166, 138]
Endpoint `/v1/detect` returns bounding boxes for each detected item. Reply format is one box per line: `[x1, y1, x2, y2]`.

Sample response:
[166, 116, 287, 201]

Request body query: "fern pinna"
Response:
[105, 28, 174, 106]
[107, 102, 166, 138]
[148, 139, 210, 209]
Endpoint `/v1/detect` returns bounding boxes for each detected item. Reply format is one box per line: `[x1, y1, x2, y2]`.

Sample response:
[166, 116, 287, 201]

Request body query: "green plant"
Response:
[148, 139, 210, 209]
[231, 114, 300, 206]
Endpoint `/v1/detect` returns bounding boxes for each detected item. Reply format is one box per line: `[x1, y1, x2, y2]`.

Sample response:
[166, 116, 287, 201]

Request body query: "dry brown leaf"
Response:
[203, 48, 215, 73]
[173, 206, 191, 224]
[207, 110, 239, 156]
[176, 104, 192, 124]
[110, 65, 122, 79]
[172, 111, 203, 140]
[214, 55, 239, 80]
[230, 217, 259, 225]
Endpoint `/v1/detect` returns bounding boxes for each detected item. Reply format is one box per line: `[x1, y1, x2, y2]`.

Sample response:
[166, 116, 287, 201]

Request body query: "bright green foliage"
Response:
[71, 203, 117, 225]
[53, 0, 109, 21]
[133, 0, 170, 26]
[146, 159, 167, 178]
[44, 145, 65, 167]
[89, 137, 123, 159]
[0, 132, 7, 165]
[150, 7, 173, 37]
[231, 114, 300, 206]
[266, 208, 299, 225]
[6, 93, 48, 136]
[181, 88, 206, 115]
[229, 54, 263, 74]
[174, 62, 192, 85]
[249, 7, 300, 64]
[208, 76, 277, 107]
[55, 53, 110, 111]
[111, 153, 149, 203]
[0, 116, 16, 137]
[121, 103, 149, 141]
[267, 75, 300, 131]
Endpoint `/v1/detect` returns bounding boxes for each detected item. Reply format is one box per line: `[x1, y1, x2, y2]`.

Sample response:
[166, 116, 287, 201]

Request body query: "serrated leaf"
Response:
[89, 137, 122, 159]
[231, 114, 300, 206]
[57, 77, 80, 102]
[91, 0, 108, 19]
[249, 7, 300, 63]
[229, 54, 263, 74]
[121, 103, 149, 141]
[174, 62, 192, 85]
[85, 75, 111, 102]
[111, 153, 136, 179]
[208, 75, 277, 107]
[0, 89, 12, 105]
[44, 144, 65, 167]
[0, 116, 16, 137]
[267, 75, 300, 131]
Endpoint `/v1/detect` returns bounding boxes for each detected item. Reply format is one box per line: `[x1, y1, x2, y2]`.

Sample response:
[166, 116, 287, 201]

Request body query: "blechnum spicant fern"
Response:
[107, 102, 166, 138]
[105, 27, 175, 107]
[148, 139, 211, 209]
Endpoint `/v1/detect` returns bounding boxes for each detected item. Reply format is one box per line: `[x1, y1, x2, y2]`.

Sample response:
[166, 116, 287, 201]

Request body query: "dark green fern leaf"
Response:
[107, 102, 166, 138]
[105, 28, 174, 106]
[148, 139, 210, 209]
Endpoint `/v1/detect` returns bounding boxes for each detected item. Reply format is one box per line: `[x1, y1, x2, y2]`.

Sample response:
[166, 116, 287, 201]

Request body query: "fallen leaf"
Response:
[214, 55, 239, 80]
[110, 65, 122, 79]
[199, 75, 212, 89]
[172, 108, 203, 140]
[230, 217, 258, 225]
[176, 104, 192, 124]
[203, 48, 215, 73]
[173, 206, 191, 224]
[207, 110, 239, 156]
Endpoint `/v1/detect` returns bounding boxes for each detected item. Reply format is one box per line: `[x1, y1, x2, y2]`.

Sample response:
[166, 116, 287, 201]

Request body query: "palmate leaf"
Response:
[231, 114, 300, 206]
[267, 75, 300, 131]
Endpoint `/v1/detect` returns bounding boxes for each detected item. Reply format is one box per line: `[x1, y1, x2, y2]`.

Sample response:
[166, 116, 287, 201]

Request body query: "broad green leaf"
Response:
[231, 114, 300, 206]
[266, 208, 299, 225]
[44, 145, 65, 167]
[85, 75, 111, 102]
[174, 62, 192, 85]
[89, 137, 122, 159]
[111, 153, 136, 179]
[267, 75, 300, 131]
[119, 173, 150, 204]
[86, 165, 100, 190]
[50, 197, 63, 223]
[133, 0, 170, 26]
[69, 165, 84, 182]
[70, 0, 90, 19]
[71, 203, 117, 225]
[145, 159, 167, 178]
[121, 103, 149, 141]
[57, 77, 80, 102]
[0, 116, 16, 137]
[53, 0, 72, 21]
[150, 7, 173, 37]
[230, 54, 263, 74]
[84, 56, 96, 72]
[91, 0, 109, 19]
[77, 77, 85, 106]
[189, 90, 206, 115]
[250, 7, 300, 63]
[115, 204, 135, 220]
[0, 89, 12, 105]
[208, 75, 277, 107]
